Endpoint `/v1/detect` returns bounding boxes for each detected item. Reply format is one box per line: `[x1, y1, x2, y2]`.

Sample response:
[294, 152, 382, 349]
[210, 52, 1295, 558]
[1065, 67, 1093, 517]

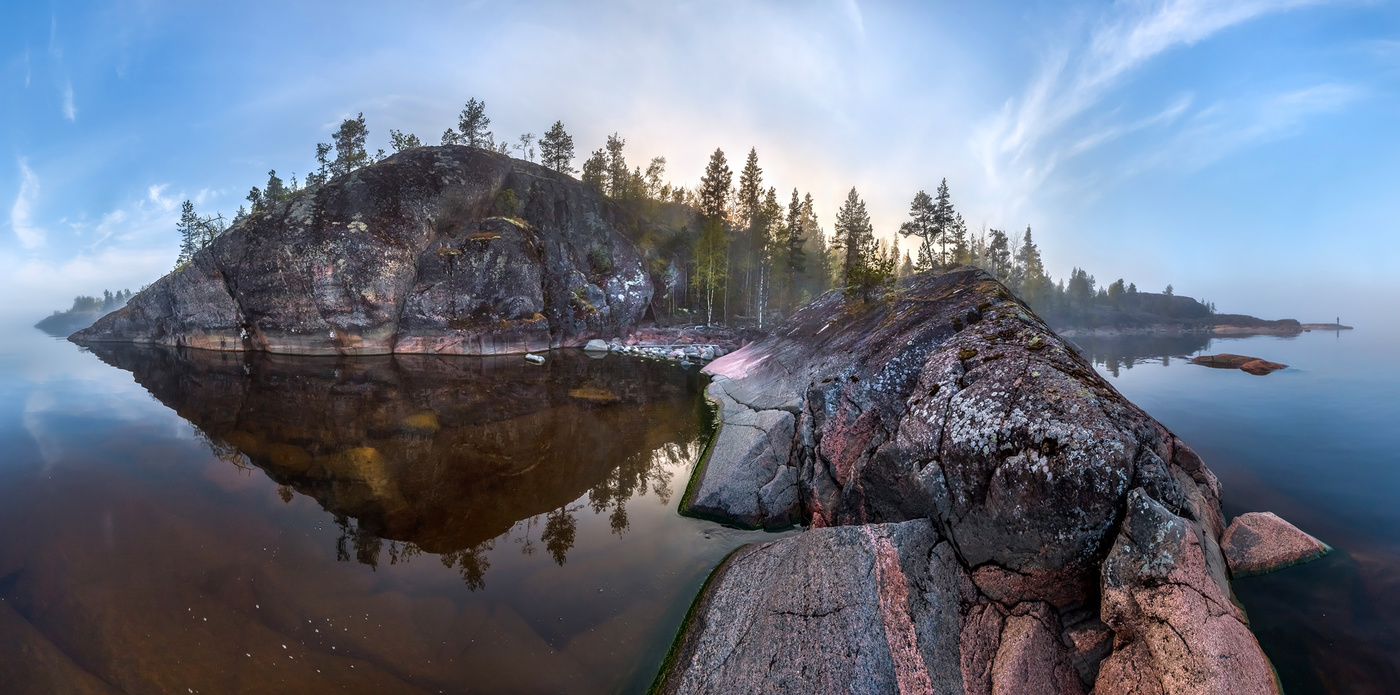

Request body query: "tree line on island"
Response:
[169, 99, 1219, 330]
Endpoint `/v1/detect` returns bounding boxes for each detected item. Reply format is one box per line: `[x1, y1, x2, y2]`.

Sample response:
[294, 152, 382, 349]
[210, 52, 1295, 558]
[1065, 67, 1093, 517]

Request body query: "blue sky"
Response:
[3, 0, 1398, 322]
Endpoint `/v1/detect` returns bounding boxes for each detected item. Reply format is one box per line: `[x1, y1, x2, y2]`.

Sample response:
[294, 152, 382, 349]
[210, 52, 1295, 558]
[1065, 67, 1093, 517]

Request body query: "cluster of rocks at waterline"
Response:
[1190, 353, 1288, 375]
[71, 146, 651, 355]
[659, 268, 1293, 694]
[582, 325, 747, 365]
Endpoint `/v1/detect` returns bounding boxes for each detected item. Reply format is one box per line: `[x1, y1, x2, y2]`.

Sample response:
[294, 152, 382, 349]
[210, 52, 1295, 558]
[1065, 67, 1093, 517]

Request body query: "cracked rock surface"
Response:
[665, 269, 1281, 694]
[72, 146, 651, 355]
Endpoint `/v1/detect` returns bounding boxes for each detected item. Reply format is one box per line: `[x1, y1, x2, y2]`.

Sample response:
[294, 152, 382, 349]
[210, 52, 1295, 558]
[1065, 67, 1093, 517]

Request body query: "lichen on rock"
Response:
[662, 269, 1282, 694]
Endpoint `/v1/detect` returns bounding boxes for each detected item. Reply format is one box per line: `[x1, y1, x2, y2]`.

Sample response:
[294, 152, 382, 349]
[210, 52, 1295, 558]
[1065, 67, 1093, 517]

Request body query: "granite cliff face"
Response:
[72, 146, 651, 355]
[661, 268, 1281, 694]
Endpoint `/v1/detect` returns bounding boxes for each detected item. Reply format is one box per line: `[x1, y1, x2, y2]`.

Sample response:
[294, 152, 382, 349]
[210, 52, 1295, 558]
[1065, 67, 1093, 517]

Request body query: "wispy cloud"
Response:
[11, 159, 45, 249]
[974, 0, 1328, 195]
[1147, 83, 1360, 171]
[62, 80, 75, 121]
[841, 0, 865, 38]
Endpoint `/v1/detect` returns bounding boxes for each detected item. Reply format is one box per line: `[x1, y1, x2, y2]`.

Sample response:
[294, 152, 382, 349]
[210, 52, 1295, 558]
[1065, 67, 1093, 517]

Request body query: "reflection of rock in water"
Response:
[1069, 333, 1215, 376]
[85, 344, 704, 583]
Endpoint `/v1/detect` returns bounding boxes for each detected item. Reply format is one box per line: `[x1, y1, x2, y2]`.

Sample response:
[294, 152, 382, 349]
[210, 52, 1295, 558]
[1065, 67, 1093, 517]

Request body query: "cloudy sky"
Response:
[3, 0, 1398, 322]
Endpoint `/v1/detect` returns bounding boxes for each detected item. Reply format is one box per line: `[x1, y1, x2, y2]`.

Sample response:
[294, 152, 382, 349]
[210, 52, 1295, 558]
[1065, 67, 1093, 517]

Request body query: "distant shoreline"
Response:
[1057, 320, 1353, 339]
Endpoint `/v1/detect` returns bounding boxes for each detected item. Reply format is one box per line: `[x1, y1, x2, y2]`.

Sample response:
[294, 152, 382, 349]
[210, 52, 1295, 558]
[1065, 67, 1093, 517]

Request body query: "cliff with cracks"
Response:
[660, 268, 1282, 694]
[72, 146, 652, 355]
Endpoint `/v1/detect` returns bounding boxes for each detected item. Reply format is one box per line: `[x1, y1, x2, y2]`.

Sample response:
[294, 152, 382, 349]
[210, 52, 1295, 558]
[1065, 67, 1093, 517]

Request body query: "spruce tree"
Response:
[457, 99, 490, 147]
[932, 178, 955, 266]
[539, 121, 576, 174]
[986, 229, 1011, 280]
[783, 188, 807, 310]
[1014, 226, 1048, 305]
[176, 200, 201, 267]
[833, 187, 874, 292]
[697, 148, 732, 221]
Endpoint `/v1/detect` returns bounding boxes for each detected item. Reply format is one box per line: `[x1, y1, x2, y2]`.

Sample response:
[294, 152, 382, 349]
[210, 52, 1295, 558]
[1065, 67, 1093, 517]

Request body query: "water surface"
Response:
[0, 328, 771, 694]
[1077, 324, 1400, 693]
[2, 320, 1397, 693]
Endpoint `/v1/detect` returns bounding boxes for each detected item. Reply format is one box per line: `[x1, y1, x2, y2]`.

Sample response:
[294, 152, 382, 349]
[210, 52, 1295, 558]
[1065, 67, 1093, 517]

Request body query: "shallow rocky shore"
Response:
[657, 268, 1299, 694]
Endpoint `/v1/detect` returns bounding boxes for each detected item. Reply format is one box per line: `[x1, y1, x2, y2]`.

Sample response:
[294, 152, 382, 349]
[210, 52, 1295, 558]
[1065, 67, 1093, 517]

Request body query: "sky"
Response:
[3, 0, 1398, 323]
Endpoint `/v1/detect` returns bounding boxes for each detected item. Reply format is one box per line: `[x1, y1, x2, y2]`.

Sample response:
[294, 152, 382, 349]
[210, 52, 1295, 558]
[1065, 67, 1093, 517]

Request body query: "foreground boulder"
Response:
[1221, 512, 1331, 577]
[1190, 354, 1287, 375]
[72, 146, 651, 355]
[665, 269, 1280, 693]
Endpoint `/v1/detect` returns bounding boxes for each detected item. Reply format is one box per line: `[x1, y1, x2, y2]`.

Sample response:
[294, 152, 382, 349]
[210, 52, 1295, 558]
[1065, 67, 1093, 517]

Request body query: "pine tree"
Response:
[539, 121, 576, 174]
[263, 170, 287, 207]
[515, 132, 535, 161]
[898, 190, 938, 272]
[389, 129, 422, 151]
[307, 143, 333, 187]
[581, 149, 607, 192]
[604, 133, 629, 198]
[441, 128, 462, 146]
[176, 200, 201, 267]
[644, 157, 666, 199]
[457, 99, 491, 147]
[331, 113, 369, 175]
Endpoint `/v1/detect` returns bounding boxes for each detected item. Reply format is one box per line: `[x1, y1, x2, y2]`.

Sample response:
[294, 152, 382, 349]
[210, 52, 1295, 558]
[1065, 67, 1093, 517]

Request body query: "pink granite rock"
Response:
[1222, 512, 1331, 577]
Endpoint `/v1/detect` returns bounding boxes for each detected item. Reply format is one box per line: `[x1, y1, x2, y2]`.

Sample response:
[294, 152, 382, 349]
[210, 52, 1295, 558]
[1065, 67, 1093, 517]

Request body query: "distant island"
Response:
[35, 290, 133, 337]
[1036, 289, 1352, 337]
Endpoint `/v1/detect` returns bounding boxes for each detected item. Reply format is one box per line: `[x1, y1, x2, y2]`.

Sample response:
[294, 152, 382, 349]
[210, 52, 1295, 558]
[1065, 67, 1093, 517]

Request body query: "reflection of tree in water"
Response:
[1070, 334, 1214, 377]
[542, 505, 581, 566]
[317, 440, 698, 588]
[586, 441, 686, 536]
[440, 543, 493, 591]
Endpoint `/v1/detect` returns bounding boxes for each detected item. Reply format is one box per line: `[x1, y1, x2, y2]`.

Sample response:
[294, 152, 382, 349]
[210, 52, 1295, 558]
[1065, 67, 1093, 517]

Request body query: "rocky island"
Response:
[67, 146, 1333, 693]
[72, 146, 651, 355]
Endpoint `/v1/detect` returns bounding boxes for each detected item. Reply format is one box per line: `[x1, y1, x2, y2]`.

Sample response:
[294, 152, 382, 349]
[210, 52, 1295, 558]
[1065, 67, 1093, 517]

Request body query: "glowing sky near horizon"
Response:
[2, 0, 1398, 322]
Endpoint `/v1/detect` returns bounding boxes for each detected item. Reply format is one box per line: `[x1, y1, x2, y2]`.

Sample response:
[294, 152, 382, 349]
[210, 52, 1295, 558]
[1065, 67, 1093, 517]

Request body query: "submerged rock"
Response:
[665, 269, 1280, 694]
[1222, 511, 1331, 577]
[1191, 354, 1288, 375]
[71, 146, 651, 355]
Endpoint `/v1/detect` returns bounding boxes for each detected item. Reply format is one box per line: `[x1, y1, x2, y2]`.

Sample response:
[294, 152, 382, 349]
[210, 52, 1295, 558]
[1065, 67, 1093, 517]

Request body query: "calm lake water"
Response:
[1075, 323, 1400, 693]
[0, 326, 775, 694]
[2, 318, 1397, 693]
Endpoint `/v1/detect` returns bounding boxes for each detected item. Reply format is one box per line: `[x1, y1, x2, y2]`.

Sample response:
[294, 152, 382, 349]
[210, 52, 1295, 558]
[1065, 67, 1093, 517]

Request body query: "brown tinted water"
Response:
[0, 332, 776, 694]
